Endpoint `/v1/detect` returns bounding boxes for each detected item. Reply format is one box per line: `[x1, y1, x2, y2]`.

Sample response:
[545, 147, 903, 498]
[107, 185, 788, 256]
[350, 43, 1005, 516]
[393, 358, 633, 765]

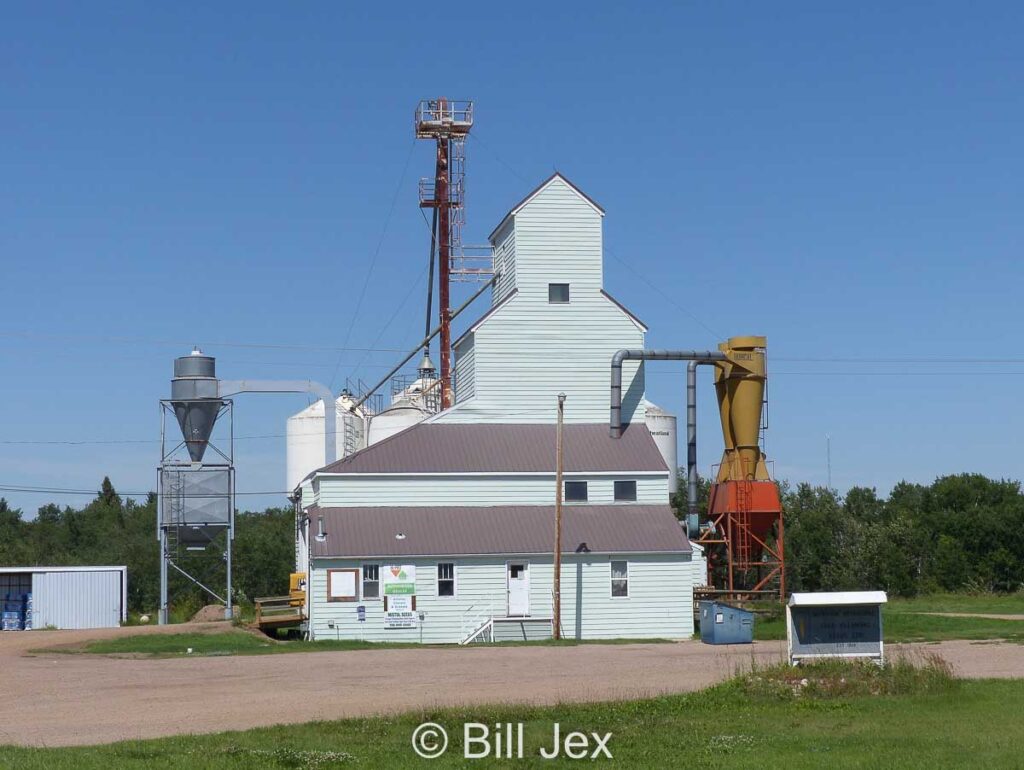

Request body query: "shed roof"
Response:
[0, 566, 127, 574]
[789, 591, 888, 607]
[308, 504, 690, 558]
[313, 422, 667, 477]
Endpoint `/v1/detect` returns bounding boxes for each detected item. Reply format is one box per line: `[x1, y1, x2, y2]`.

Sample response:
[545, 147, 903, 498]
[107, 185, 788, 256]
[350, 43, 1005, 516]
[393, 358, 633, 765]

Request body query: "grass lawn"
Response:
[891, 592, 1024, 615]
[750, 594, 1024, 643]
[1, 661, 1022, 768]
[46, 631, 673, 658]
[61, 593, 1024, 655]
[64, 631, 422, 657]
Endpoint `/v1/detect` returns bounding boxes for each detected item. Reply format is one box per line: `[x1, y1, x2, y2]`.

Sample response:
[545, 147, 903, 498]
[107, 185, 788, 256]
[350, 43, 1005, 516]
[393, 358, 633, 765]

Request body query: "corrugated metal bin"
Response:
[0, 567, 126, 630]
[699, 601, 754, 645]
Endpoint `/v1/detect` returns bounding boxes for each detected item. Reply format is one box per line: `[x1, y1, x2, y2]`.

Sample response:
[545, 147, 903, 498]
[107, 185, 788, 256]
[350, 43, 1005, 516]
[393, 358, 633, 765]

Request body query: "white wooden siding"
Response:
[309, 553, 700, 643]
[299, 480, 314, 508]
[453, 333, 475, 403]
[491, 219, 516, 303]
[513, 178, 604, 298]
[314, 473, 668, 507]
[441, 176, 646, 425]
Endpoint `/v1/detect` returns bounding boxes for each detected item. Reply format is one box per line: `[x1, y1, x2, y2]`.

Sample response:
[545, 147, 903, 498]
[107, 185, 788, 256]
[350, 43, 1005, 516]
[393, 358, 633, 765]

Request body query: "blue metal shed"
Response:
[699, 601, 754, 645]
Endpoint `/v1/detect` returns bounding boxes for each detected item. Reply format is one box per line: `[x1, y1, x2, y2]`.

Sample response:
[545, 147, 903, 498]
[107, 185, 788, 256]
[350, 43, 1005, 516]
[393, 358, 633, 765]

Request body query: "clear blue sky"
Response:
[3, 2, 1022, 514]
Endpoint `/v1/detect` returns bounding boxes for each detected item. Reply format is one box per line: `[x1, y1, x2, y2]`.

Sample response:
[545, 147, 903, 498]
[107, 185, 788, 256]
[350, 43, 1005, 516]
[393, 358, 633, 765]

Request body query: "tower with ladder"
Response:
[415, 98, 491, 409]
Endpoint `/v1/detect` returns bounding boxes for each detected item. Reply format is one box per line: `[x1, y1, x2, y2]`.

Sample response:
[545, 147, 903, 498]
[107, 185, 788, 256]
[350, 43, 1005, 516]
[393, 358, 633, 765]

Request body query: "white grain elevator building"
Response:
[293, 173, 703, 643]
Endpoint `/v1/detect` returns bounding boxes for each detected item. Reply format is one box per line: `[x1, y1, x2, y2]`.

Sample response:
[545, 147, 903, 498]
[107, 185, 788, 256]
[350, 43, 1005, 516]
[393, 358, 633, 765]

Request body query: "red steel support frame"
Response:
[698, 481, 785, 601]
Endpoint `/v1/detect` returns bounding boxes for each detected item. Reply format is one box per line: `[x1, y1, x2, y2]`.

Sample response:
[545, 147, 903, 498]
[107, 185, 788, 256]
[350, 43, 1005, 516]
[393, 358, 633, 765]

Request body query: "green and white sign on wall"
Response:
[383, 565, 416, 595]
[383, 565, 417, 629]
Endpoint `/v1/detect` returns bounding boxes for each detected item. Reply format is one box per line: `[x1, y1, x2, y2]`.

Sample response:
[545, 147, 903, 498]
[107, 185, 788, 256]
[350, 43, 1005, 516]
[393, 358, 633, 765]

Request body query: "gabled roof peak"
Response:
[489, 172, 605, 241]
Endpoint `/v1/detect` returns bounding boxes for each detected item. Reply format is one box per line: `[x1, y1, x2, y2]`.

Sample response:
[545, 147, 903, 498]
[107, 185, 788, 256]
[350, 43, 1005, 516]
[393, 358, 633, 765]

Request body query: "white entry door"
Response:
[507, 562, 530, 617]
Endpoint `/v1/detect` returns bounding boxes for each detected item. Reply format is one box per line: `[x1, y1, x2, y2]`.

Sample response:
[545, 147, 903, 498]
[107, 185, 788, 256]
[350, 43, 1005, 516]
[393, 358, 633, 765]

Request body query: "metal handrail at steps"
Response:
[460, 600, 494, 645]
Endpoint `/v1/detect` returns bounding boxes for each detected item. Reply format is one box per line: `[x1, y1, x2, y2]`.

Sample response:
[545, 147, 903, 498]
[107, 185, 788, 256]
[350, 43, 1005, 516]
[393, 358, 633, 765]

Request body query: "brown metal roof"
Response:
[316, 422, 668, 476]
[308, 504, 690, 558]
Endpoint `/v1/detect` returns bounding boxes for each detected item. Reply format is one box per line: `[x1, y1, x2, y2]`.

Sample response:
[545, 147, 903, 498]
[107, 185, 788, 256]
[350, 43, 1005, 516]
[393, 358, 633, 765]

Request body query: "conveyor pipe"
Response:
[609, 349, 725, 536]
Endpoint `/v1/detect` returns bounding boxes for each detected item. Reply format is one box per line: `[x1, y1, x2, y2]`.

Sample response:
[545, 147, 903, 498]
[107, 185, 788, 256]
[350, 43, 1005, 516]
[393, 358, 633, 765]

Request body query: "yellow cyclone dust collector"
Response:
[714, 335, 770, 482]
[701, 335, 785, 598]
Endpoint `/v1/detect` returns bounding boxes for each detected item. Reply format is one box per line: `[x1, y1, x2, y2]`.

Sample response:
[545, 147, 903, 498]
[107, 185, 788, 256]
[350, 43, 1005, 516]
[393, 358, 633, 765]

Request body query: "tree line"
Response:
[1, 472, 1022, 618]
[0, 478, 295, 619]
[673, 472, 1024, 596]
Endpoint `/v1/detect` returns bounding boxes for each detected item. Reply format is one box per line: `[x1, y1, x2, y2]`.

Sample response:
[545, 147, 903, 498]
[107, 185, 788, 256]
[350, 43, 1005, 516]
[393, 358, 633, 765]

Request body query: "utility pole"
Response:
[553, 393, 566, 640]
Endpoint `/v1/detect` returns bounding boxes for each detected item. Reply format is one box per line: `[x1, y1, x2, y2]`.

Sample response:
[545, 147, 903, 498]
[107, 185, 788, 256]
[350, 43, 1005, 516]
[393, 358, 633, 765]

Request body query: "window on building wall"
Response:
[362, 564, 380, 599]
[548, 283, 570, 303]
[614, 480, 637, 501]
[611, 561, 629, 597]
[564, 481, 588, 502]
[437, 563, 456, 597]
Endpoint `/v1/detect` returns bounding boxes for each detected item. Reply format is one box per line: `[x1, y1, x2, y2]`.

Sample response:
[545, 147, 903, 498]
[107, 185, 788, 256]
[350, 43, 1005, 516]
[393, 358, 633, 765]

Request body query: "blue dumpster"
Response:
[699, 601, 754, 645]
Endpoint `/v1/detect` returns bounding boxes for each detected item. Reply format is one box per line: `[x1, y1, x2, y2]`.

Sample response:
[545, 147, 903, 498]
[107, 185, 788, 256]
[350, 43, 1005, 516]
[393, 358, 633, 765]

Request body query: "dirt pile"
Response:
[189, 604, 229, 623]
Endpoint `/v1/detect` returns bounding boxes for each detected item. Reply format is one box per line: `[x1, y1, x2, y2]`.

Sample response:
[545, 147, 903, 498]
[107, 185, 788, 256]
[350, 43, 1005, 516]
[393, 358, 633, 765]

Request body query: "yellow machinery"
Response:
[289, 572, 307, 606]
[255, 572, 307, 633]
[714, 335, 771, 482]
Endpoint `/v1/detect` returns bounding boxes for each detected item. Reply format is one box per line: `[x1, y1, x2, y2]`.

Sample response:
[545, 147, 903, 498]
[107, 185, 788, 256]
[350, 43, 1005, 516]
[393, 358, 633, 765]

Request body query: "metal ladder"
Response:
[734, 469, 753, 566]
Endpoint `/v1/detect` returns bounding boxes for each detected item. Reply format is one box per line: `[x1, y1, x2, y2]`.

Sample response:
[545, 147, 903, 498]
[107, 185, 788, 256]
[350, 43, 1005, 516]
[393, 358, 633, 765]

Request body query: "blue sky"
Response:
[3, 2, 1023, 514]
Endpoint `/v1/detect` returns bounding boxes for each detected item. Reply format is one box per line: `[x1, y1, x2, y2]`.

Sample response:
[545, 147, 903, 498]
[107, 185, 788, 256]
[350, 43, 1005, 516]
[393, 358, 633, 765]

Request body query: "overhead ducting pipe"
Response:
[687, 360, 724, 537]
[609, 349, 726, 537]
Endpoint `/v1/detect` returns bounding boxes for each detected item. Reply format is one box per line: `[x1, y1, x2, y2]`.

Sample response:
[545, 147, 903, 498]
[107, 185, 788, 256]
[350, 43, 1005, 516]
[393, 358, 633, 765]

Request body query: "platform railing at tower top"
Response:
[415, 100, 474, 130]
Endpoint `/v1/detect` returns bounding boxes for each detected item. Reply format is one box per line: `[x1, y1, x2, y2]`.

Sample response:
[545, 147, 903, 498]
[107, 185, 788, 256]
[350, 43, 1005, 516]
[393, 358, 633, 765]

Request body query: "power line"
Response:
[604, 247, 723, 341]
[468, 131, 532, 184]
[767, 371, 1024, 376]
[0, 330, 408, 354]
[470, 130, 724, 342]
[0, 484, 288, 497]
[772, 357, 1024, 364]
[346, 264, 429, 379]
[329, 139, 419, 389]
[646, 369, 1024, 377]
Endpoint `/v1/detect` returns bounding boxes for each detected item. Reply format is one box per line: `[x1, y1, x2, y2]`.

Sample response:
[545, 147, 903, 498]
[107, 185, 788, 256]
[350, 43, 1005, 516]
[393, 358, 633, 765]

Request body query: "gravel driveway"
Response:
[0, 623, 1020, 748]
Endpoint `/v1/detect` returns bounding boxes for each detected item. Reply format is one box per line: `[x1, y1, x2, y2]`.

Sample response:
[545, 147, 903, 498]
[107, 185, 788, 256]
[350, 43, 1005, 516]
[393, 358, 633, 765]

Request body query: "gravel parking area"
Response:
[0, 624, 1021, 747]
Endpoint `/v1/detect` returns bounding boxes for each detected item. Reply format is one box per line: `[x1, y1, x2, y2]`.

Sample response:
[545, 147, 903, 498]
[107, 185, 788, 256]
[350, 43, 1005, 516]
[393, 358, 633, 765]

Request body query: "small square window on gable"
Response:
[548, 283, 570, 303]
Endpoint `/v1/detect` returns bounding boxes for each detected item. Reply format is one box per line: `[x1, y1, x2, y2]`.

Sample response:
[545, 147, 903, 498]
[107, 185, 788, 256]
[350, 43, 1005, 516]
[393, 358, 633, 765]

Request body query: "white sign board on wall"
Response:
[383, 565, 417, 628]
[382, 565, 416, 595]
[385, 594, 417, 628]
[327, 569, 357, 601]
